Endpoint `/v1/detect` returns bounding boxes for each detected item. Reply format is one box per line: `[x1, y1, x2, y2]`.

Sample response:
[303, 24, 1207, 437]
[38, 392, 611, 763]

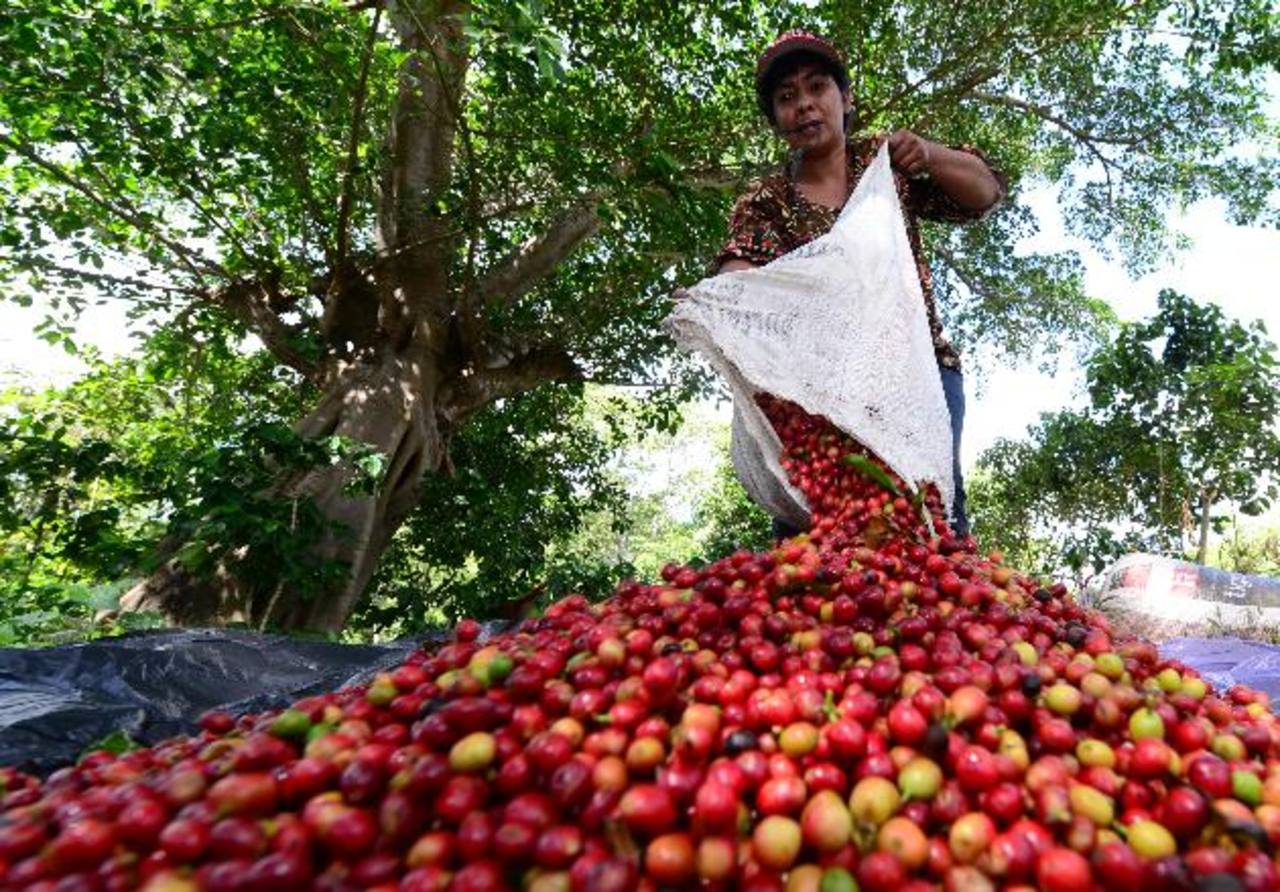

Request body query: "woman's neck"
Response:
[793, 138, 848, 207]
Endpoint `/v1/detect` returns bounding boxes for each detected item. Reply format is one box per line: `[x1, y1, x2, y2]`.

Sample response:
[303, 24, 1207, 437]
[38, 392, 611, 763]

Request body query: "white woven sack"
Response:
[665, 142, 954, 530]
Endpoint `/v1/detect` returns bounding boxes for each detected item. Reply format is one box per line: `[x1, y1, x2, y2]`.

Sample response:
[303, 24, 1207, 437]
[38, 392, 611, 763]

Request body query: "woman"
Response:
[717, 30, 1006, 539]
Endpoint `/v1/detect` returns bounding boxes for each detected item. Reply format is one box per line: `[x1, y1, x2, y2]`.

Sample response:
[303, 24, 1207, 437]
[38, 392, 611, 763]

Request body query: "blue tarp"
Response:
[1161, 636, 1280, 703]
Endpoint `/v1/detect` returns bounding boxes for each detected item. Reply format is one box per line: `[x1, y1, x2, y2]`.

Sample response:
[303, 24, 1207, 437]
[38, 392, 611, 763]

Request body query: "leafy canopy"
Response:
[4, 1, 1277, 370]
[971, 291, 1280, 579]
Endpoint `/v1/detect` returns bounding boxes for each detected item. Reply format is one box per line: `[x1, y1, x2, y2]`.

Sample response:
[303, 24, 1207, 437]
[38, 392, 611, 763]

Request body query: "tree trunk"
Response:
[1196, 488, 1213, 565]
[114, 1, 596, 633]
[118, 349, 444, 633]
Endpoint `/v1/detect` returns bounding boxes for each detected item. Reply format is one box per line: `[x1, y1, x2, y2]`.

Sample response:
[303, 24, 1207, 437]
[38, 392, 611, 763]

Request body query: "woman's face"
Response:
[770, 61, 851, 155]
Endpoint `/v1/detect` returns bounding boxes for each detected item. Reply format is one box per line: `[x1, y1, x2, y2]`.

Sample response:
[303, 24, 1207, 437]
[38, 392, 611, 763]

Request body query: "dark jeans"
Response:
[771, 367, 969, 539]
[940, 366, 969, 537]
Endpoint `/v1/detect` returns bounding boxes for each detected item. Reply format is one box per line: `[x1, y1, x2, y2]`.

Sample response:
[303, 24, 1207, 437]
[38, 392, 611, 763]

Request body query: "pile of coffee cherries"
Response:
[0, 397, 1276, 891]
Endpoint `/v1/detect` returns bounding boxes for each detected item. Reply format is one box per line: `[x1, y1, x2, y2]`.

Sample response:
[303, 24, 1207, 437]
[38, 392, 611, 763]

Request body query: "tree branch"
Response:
[857, 4, 1144, 131]
[367, 196, 544, 272]
[90, 92, 270, 267]
[850, 3, 1074, 131]
[215, 277, 320, 381]
[336, 2, 385, 268]
[282, 134, 336, 268]
[854, 24, 1011, 129]
[379, 0, 469, 254]
[469, 200, 603, 309]
[0, 134, 229, 282]
[970, 92, 1132, 149]
[968, 91, 1118, 202]
[440, 345, 582, 423]
[932, 241, 1013, 312]
[20, 258, 207, 300]
[282, 11, 362, 91]
[913, 65, 1003, 127]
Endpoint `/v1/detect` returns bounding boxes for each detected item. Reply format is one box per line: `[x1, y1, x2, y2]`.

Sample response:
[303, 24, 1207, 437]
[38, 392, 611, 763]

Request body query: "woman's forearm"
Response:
[926, 144, 1003, 212]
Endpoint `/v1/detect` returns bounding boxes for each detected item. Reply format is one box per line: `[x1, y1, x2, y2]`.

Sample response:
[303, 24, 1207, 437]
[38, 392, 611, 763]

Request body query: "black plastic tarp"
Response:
[0, 629, 419, 775]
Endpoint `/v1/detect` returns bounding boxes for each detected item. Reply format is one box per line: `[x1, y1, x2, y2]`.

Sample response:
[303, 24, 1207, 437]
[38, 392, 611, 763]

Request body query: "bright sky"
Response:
[0, 301, 133, 387]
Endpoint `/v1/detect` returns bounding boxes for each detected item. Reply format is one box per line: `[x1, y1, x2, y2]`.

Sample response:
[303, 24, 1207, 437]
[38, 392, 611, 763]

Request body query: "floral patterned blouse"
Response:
[715, 134, 1006, 371]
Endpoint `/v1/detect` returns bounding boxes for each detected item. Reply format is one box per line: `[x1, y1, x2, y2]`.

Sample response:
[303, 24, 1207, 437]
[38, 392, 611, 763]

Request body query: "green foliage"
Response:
[0, 323, 378, 642]
[352, 384, 636, 633]
[693, 460, 775, 560]
[971, 291, 1280, 579]
[1088, 291, 1280, 526]
[1, 358, 659, 643]
[81, 729, 141, 759]
[4, 1, 1276, 368]
[564, 411, 773, 577]
[968, 429, 1156, 584]
[1215, 524, 1280, 576]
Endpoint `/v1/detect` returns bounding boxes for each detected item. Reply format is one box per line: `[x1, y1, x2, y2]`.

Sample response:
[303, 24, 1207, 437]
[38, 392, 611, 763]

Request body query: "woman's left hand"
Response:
[887, 129, 932, 178]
